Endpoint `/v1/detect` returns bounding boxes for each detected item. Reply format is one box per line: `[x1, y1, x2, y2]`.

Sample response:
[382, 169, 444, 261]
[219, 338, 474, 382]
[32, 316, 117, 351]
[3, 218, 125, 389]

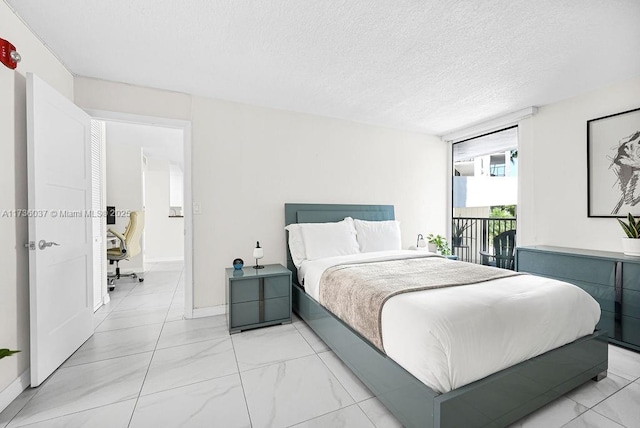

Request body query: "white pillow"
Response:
[353, 219, 402, 252]
[299, 218, 360, 261]
[285, 224, 307, 268]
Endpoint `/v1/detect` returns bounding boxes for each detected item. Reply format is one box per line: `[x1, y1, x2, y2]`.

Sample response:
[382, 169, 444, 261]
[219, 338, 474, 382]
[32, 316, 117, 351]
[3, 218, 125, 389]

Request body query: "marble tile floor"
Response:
[1, 263, 639, 427]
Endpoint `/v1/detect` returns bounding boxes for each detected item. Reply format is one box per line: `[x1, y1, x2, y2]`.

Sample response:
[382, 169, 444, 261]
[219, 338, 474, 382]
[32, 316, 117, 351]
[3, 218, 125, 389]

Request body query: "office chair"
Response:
[107, 210, 145, 290]
[479, 229, 516, 270]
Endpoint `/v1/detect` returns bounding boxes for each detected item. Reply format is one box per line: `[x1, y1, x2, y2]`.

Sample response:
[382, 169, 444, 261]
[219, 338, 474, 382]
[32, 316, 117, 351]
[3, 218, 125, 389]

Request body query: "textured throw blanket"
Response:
[319, 256, 521, 351]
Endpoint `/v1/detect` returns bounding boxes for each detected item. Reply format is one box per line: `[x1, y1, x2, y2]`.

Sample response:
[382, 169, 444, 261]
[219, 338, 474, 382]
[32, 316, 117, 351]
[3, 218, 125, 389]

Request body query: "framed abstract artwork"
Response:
[587, 107, 640, 217]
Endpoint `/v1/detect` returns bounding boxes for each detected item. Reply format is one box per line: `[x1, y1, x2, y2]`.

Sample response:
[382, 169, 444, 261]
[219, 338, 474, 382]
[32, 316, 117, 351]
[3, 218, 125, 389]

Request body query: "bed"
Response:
[285, 203, 608, 428]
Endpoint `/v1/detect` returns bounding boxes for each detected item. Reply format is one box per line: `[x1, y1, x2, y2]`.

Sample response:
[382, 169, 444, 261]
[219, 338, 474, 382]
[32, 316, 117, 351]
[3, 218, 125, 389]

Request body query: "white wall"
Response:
[0, 1, 74, 405]
[190, 96, 448, 308]
[145, 158, 184, 262]
[105, 142, 144, 271]
[74, 77, 449, 310]
[519, 76, 640, 250]
[74, 78, 191, 121]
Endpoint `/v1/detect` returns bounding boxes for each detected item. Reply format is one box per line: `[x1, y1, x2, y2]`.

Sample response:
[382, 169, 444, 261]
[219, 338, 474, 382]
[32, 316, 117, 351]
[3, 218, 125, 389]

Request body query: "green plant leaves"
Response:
[618, 213, 640, 238]
[0, 349, 20, 359]
[426, 234, 451, 255]
[453, 222, 470, 236]
[630, 213, 640, 236]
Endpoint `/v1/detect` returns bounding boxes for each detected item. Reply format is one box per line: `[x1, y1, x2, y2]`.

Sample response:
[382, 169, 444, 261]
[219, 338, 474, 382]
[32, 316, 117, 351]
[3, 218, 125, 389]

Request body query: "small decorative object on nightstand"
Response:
[233, 258, 244, 270]
[427, 234, 451, 255]
[253, 241, 264, 269]
[225, 264, 292, 333]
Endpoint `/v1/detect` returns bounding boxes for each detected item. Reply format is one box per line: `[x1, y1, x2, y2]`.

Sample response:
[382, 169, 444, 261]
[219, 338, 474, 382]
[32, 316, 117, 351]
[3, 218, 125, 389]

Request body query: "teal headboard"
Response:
[284, 203, 395, 285]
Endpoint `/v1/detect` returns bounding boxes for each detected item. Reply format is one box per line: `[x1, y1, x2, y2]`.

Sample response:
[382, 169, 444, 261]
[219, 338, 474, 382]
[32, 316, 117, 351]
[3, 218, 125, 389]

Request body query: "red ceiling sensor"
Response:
[1, 38, 21, 69]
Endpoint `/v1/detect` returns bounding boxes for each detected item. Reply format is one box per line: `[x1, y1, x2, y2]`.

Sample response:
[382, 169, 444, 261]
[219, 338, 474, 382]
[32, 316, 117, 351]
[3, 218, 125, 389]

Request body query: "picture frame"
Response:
[587, 107, 640, 217]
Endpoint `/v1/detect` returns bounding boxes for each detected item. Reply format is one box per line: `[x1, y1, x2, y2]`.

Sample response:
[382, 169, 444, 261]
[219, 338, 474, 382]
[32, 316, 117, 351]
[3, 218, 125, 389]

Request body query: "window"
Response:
[451, 126, 518, 265]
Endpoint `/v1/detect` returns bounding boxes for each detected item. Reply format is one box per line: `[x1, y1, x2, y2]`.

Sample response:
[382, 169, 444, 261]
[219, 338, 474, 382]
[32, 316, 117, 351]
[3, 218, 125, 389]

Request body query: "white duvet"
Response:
[299, 250, 601, 393]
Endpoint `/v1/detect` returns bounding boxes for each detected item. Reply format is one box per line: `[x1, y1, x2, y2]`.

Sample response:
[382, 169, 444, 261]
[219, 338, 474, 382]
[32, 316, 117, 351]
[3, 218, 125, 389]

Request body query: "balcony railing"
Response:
[451, 217, 517, 266]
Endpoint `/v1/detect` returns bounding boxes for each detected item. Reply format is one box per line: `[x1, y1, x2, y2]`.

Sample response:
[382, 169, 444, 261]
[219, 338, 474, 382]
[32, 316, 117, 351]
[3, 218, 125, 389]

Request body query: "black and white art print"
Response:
[588, 107, 640, 217]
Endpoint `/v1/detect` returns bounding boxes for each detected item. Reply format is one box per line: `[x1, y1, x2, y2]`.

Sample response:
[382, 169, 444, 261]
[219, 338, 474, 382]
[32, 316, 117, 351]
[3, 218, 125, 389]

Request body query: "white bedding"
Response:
[299, 250, 601, 393]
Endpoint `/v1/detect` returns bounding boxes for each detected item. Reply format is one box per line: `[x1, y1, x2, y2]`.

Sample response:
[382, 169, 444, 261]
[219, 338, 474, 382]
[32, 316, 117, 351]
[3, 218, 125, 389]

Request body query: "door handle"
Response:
[38, 240, 60, 250]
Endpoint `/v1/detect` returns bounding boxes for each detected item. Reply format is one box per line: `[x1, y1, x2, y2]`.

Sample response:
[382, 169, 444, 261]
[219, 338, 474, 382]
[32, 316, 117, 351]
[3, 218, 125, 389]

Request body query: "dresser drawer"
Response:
[517, 246, 640, 351]
[571, 280, 615, 312]
[623, 263, 640, 292]
[597, 310, 615, 339]
[517, 251, 615, 286]
[622, 315, 640, 347]
[230, 301, 260, 327]
[264, 296, 290, 322]
[230, 278, 259, 303]
[264, 275, 290, 299]
[622, 288, 640, 319]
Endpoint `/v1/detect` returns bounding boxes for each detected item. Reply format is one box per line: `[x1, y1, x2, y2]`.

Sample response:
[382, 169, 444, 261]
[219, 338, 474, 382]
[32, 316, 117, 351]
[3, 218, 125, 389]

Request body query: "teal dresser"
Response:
[226, 264, 292, 333]
[516, 246, 640, 351]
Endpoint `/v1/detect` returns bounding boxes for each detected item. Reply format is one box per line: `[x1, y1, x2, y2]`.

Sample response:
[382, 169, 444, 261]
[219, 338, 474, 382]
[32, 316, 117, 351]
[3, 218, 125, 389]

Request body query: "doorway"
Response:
[88, 110, 194, 319]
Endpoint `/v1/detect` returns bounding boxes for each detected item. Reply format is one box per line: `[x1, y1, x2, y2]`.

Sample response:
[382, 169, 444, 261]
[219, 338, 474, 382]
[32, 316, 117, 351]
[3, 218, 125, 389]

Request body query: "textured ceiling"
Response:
[6, 0, 640, 135]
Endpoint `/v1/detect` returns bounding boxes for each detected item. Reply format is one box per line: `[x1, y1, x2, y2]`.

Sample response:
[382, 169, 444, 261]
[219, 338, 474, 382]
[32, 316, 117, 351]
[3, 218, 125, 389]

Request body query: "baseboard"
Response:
[191, 304, 226, 318]
[0, 369, 30, 413]
[93, 293, 111, 311]
[144, 257, 185, 263]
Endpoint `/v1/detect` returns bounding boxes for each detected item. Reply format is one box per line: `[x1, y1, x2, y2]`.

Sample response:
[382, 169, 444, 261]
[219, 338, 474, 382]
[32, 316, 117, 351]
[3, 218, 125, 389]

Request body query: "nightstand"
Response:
[225, 264, 292, 333]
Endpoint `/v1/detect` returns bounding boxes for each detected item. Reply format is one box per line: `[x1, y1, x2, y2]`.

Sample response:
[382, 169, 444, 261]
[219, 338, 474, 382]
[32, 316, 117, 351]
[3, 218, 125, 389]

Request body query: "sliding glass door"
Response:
[451, 127, 518, 267]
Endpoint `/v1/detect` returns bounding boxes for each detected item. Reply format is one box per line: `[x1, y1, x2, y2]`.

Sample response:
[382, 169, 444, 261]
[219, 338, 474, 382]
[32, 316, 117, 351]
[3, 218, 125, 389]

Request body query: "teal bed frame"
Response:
[285, 203, 608, 428]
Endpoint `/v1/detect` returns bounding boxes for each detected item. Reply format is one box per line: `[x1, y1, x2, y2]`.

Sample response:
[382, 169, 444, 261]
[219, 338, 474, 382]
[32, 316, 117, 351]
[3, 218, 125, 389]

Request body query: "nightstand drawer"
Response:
[230, 301, 260, 327]
[264, 275, 290, 299]
[226, 264, 292, 333]
[231, 279, 259, 303]
[264, 296, 290, 321]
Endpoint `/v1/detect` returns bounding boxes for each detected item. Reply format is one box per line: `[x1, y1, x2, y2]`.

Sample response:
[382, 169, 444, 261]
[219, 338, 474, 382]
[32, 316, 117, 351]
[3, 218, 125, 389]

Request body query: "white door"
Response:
[27, 73, 94, 387]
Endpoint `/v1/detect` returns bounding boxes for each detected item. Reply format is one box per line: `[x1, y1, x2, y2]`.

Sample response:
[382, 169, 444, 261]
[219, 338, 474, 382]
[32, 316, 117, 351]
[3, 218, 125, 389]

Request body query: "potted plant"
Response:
[427, 234, 451, 255]
[451, 221, 470, 247]
[618, 213, 640, 256]
[0, 349, 20, 360]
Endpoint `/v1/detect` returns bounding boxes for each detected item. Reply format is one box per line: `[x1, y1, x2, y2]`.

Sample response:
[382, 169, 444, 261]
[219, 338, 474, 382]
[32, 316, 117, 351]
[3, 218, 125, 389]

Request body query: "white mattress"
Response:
[298, 250, 601, 393]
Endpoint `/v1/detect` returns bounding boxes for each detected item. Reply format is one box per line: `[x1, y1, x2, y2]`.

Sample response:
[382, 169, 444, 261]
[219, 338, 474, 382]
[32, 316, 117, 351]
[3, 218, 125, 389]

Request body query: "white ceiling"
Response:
[105, 121, 183, 169]
[6, 0, 640, 135]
